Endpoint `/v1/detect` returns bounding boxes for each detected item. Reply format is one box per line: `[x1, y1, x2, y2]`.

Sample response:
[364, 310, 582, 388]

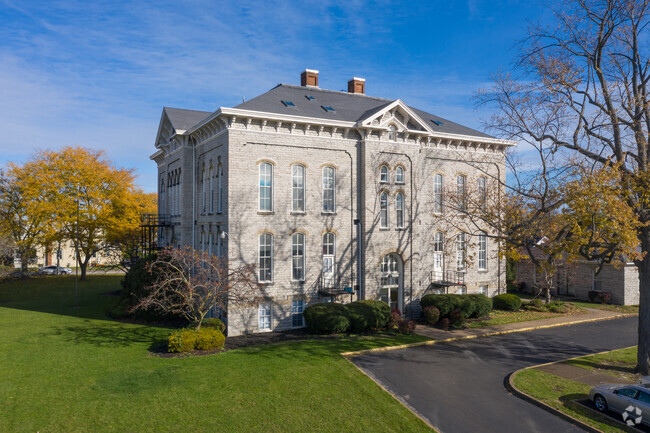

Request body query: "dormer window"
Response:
[388, 125, 397, 141]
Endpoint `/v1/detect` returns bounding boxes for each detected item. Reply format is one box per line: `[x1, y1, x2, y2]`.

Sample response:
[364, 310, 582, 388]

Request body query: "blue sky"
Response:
[0, 0, 547, 192]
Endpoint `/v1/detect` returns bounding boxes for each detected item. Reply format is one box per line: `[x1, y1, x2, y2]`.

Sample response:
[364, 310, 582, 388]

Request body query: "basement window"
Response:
[321, 105, 336, 112]
[282, 100, 296, 107]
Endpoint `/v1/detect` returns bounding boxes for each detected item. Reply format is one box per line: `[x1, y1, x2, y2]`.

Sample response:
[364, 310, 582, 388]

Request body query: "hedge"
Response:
[168, 328, 225, 353]
[492, 293, 522, 311]
[345, 300, 391, 333]
[202, 318, 226, 333]
[303, 303, 350, 334]
[466, 294, 492, 318]
[420, 294, 492, 319]
[423, 306, 440, 326]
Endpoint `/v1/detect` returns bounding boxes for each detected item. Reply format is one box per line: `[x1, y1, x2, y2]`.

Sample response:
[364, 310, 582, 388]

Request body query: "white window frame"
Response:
[396, 192, 404, 228]
[258, 233, 273, 282]
[292, 233, 305, 281]
[380, 192, 389, 228]
[456, 232, 466, 272]
[478, 231, 487, 271]
[396, 166, 404, 184]
[479, 285, 488, 295]
[433, 174, 443, 214]
[291, 300, 305, 328]
[380, 165, 389, 183]
[258, 303, 272, 331]
[259, 163, 273, 212]
[322, 166, 336, 213]
[322, 232, 336, 286]
[292, 164, 305, 212]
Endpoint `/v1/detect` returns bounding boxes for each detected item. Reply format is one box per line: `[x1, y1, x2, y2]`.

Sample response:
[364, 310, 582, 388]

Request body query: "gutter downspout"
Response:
[192, 136, 196, 251]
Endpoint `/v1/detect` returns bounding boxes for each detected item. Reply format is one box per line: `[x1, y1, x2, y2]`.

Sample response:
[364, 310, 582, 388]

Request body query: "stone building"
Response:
[151, 70, 515, 335]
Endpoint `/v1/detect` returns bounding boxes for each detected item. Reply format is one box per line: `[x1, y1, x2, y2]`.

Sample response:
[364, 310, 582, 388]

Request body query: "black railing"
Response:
[429, 270, 466, 286]
[140, 214, 172, 226]
[317, 271, 357, 300]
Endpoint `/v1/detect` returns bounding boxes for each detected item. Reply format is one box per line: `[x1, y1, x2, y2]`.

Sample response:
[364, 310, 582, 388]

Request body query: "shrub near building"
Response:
[492, 293, 522, 311]
[420, 294, 492, 320]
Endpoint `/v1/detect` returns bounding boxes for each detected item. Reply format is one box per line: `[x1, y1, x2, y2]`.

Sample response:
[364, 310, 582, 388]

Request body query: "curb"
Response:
[506, 346, 639, 433]
[341, 313, 633, 358]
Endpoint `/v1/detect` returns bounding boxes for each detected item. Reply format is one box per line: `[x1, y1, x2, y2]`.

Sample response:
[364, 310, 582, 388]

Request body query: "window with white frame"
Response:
[292, 233, 305, 281]
[291, 300, 305, 327]
[380, 165, 389, 183]
[380, 192, 389, 228]
[478, 231, 487, 270]
[388, 125, 397, 141]
[396, 193, 404, 228]
[456, 232, 466, 272]
[457, 174, 466, 212]
[479, 285, 488, 295]
[322, 232, 335, 286]
[322, 166, 336, 212]
[433, 174, 443, 214]
[396, 166, 404, 184]
[259, 304, 271, 330]
[259, 163, 273, 211]
[292, 165, 305, 212]
[209, 166, 214, 213]
[259, 233, 273, 282]
[478, 176, 486, 210]
[217, 162, 223, 213]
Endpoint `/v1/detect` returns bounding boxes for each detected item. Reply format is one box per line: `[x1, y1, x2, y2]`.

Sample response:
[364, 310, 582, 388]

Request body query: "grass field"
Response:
[0, 276, 434, 433]
[564, 346, 639, 382]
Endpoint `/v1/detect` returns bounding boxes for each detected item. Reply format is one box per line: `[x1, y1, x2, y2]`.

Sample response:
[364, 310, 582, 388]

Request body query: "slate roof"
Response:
[164, 107, 211, 132]
[234, 84, 493, 139]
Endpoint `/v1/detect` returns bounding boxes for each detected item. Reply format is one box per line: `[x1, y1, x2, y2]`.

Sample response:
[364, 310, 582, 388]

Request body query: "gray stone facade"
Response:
[151, 74, 513, 336]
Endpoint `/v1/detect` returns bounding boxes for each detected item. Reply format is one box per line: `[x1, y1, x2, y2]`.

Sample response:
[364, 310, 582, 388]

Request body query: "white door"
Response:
[433, 252, 443, 281]
[322, 256, 335, 288]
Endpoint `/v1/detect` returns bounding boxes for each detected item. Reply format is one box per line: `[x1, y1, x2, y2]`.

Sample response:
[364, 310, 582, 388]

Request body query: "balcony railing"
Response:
[429, 270, 466, 287]
[140, 214, 172, 227]
[317, 270, 356, 300]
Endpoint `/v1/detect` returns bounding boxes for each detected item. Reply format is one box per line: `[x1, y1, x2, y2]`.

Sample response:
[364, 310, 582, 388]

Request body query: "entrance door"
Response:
[433, 231, 444, 281]
[322, 256, 335, 288]
[380, 254, 403, 312]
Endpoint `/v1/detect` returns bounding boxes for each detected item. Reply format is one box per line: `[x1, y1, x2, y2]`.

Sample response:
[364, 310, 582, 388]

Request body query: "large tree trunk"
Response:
[80, 257, 89, 281]
[638, 226, 650, 375]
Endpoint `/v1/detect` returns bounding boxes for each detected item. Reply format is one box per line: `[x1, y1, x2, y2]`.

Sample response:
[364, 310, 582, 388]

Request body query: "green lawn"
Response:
[564, 346, 639, 382]
[0, 276, 434, 433]
[567, 301, 639, 314]
[467, 308, 586, 328]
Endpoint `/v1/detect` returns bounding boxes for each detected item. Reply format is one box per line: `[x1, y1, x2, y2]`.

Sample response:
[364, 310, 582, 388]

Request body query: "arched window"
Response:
[292, 165, 305, 212]
[322, 233, 335, 287]
[217, 162, 223, 213]
[478, 231, 487, 270]
[396, 166, 404, 184]
[259, 233, 273, 282]
[209, 166, 214, 213]
[322, 166, 336, 212]
[433, 174, 443, 214]
[456, 232, 466, 272]
[380, 192, 389, 228]
[259, 163, 273, 211]
[292, 233, 305, 281]
[388, 125, 397, 141]
[478, 176, 487, 210]
[380, 165, 389, 183]
[457, 174, 467, 212]
[396, 193, 404, 228]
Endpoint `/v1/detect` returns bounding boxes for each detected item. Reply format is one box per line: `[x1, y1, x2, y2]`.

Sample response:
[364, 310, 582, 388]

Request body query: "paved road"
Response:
[353, 316, 638, 433]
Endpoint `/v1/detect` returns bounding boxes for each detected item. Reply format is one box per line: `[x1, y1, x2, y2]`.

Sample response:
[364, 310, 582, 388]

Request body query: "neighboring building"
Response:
[13, 241, 116, 269]
[151, 69, 515, 335]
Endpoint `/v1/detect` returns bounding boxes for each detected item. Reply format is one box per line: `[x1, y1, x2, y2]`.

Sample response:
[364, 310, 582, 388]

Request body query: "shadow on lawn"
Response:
[44, 320, 168, 348]
[567, 359, 637, 375]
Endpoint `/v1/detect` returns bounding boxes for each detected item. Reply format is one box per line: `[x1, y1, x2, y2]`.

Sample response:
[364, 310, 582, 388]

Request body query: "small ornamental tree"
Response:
[130, 246, 261, 330]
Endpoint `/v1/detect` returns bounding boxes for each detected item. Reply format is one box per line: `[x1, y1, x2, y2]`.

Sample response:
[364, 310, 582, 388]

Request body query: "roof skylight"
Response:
[282, 100, 296, 107]
[305, 95, 315, 100]
[321, 105, 335, 112]
[431, 120, 444, 126]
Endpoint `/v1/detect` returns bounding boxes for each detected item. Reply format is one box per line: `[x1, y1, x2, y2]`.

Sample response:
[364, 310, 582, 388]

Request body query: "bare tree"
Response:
[130, 246, 262, 330]
[476, 0, 650, 372]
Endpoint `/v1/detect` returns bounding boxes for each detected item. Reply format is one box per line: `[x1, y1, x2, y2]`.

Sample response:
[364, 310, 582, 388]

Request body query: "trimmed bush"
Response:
[423, 306, 440, 326]
[168, 328, 225, 353]
[467, 294, 492, 318]
[345, 300, 391, 333]
[493, 294, 522, 311]
[202, 318, 226, 333]
[421, 294, 461, 317]
[397, 319, 416, 335]
[194, 328, 226, 351]
[420, 294, 486, 319]
[303, 303, 350, 334]
[439, 318, 450, 331]
[449, 309, 466, 329]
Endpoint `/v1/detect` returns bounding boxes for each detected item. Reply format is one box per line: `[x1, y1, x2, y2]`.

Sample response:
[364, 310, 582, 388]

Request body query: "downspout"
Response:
[192, 136, 196, 251]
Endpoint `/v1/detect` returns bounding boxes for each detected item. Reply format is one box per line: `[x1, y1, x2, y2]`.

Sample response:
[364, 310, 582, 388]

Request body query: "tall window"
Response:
[292, 233, 305, 281]
[200, 229, 205, 254]
[259, 163, 273, 211]
[380, 192, 389, 228]
[217, 162, 223, 213]
[201, 168, 206, 213]
[160, 180, 165, 214]
[291, 300, 305, 327]
[478, 176, 486, 210]
[322, 166, 335, 212]
[433, 174, 443, 214]
[478, 231, 487, 270]
[209, 166, 214, 213]
[396, 166, 404, 184]
[457, 175, 466, 212]
[380, 165, 389, 183]
[259, 304, 271, 330]
[208, 231, 213, 257]
[292, 165, 305, 212]
[396, 193, 404, 228]
[259, 233, 273, 282]
[322, 232, 335, 285]
[433, 231, 444, 278]
[456, 232, 466, 272]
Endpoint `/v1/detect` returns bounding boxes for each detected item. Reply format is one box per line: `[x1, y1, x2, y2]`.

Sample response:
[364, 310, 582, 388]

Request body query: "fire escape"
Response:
[427, 270, 466, 294]
[140, 214, 173, 257]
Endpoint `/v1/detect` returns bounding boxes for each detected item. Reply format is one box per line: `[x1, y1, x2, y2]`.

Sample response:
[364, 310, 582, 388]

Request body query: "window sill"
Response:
[258, 328, 273, 333]
[259, 281, 274, 286]
[478, 269, 489, 273]
[396, 181, 405, 185]
[321, 212, 336, 216]
[379, 227, 390, 231]
[395, 227, 406, 231]
[290, 211, 306, 216]
[257, 211, 275, 215]
[291, 280, 305, 285]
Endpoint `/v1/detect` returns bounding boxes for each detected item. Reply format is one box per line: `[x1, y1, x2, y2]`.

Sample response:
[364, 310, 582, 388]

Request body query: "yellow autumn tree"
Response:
[21, 146, 139, 280]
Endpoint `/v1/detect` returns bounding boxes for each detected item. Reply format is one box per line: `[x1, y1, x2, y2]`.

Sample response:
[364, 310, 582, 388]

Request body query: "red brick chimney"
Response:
[348, 77, 365, 94]
[301, 69, 319, 87]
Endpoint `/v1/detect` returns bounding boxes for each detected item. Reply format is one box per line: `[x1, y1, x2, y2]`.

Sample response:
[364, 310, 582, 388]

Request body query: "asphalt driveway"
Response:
[352, 316, 638, 433]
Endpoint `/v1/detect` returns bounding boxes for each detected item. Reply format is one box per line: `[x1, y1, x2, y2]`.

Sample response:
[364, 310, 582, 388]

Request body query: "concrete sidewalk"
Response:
[414, 308, 630, 340]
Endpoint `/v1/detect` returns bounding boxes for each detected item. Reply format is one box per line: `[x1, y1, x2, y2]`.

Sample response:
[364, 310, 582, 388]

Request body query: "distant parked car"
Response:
[590, 383, 650, 427]
[38, 265, 72, 275]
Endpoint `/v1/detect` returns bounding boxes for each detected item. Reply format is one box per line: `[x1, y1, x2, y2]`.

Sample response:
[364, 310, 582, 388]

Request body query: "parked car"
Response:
[38, 265, 72, 275]
[590, 383, 650, 426]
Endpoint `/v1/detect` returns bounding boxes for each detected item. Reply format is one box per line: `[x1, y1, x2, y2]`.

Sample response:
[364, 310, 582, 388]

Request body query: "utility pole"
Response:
[75, 183, 79, 306]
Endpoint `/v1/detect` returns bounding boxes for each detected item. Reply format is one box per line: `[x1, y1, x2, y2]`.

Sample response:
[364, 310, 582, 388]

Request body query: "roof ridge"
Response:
[278, 83, 393, 103]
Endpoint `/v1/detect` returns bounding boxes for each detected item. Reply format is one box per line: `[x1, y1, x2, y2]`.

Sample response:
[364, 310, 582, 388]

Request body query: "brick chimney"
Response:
[348, 77, 365, 94]
[301, 69, 319, 87]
